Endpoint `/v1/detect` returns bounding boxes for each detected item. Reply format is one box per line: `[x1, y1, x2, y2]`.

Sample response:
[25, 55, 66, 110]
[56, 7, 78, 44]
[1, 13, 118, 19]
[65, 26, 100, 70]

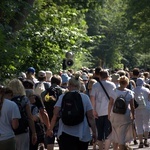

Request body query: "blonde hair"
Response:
[118, 76, 129, 85]
[68, 73, 81, 90]
[88, 79, 97, 90]
[8, 79, 26, 96]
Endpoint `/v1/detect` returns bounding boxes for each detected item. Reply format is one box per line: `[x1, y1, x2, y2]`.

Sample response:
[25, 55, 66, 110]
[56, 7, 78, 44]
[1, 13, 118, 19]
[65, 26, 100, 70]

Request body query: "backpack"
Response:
[31, 105, 45, 142]
[45, 86, 62, 102]
[34, 82, 46, 96]
[11, 96, 28, 135]
[113, 91, 128, 114]
[60, 92, 84, 126]
[135, 92, 146, 109]
[44, 86, 62, 121]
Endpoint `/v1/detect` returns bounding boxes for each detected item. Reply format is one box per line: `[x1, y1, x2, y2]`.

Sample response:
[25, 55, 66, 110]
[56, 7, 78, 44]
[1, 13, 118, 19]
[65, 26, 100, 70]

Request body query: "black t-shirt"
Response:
[43, 85, 62, 121]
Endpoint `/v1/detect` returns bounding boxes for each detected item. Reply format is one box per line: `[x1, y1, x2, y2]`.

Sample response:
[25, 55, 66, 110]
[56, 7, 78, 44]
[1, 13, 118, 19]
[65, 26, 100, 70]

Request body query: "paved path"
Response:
[52, 139, 150, 150]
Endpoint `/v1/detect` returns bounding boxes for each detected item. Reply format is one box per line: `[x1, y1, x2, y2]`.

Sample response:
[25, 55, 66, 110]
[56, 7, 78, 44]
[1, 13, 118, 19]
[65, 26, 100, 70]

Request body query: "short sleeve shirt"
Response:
[0, 99, 21, 141]
[55, 91, 93, 142]
[90, 80, 116, 116]
[110, 88, 134, 114]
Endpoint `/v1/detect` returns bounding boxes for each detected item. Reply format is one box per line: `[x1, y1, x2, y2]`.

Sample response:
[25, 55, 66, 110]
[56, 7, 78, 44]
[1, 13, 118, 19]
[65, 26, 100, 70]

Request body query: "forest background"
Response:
[0, 0, 150, 81]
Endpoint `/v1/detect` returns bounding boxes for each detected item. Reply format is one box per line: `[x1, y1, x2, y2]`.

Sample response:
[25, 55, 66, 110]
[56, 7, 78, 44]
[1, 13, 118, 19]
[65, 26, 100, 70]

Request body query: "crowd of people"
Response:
[0, 66, 150, 150]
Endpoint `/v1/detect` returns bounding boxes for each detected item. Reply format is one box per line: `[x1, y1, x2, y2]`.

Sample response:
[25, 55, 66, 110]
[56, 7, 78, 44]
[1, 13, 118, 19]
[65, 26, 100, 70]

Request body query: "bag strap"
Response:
[124, 91, 129, 99]
[98, 81, 110, 100]
[117, 90, 129, 102]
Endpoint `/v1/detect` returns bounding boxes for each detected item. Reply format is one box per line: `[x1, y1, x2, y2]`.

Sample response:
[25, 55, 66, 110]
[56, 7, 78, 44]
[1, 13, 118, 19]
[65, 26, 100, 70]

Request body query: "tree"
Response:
[85, 0, 129, 69]
[125, 0, 150, 70]
[0, 0, 92, 81]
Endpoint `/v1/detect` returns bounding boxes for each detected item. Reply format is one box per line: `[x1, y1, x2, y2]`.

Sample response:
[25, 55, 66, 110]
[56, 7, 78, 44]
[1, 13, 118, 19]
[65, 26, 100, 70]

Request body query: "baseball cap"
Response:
[38, 70, 46, 78]
[27, 67, 35, 74]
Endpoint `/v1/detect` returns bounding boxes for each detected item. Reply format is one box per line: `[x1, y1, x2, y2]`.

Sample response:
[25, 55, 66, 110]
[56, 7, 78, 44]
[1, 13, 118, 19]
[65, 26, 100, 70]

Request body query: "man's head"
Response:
[38, 70, 46, 81]
[27, 67, 35, 75]
[100, 70, 109, 80]
[132, 68, 140, 77]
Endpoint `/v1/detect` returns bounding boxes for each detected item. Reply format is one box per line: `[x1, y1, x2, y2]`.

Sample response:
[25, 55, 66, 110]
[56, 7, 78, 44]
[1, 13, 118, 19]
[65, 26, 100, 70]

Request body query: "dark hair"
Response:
[22, 79, 34, 89]
[95, 66, 102, 75]
[100, 70, 109, 79]
[51, 75, 62, 85]
[0, 87, 13, 116]
[132, 68, 140, 76]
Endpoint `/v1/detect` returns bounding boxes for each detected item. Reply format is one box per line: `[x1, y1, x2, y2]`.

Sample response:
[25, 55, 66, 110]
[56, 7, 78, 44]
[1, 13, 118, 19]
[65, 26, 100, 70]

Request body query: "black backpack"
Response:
[61, 92, 84, 126]
[44, 86, 62, 121]
[11, 96, 28, 135]
[113, 91, 128, 114]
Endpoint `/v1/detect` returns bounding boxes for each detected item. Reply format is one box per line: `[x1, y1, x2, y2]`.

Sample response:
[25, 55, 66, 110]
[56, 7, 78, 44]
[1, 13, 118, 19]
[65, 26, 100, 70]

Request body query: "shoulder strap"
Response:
[98, 81, 110, 100]
[124, 91, 129, 98]
[43, 82, 49, 89]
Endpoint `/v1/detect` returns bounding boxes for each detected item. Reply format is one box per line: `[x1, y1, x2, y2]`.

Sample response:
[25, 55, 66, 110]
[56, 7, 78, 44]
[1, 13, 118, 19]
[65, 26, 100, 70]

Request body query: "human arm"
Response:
[129, 98, 135, 120]
[26, 104, 37, 145]
[39, 108, 51, 136]
[11, 118, 19, 130]
[90, 95, 98, 119]
[48, 106, 60, 137]
[86, 109, 97, 143]
[108, 97, 114, 120]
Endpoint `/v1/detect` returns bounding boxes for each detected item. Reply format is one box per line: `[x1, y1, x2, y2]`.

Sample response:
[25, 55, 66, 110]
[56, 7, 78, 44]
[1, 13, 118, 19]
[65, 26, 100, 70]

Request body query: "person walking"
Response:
[90, 70, 116, 150]
[8, 79, 37, 150]
[134, 78, 150, 148]
[48, 73, 97, 150]
[0, 87, 21, 150]
[108, 75, 135, 150]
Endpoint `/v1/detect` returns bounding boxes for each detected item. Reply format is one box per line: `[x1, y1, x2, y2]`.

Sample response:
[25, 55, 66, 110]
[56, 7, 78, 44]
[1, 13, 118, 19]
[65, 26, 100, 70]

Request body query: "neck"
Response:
[117, 86, 126, 91]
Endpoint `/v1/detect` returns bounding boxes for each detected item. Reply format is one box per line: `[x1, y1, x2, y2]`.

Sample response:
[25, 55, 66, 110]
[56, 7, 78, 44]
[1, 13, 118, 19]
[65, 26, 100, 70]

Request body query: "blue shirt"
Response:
[55, 92, 93, 142]
[0, 99, 21, 141]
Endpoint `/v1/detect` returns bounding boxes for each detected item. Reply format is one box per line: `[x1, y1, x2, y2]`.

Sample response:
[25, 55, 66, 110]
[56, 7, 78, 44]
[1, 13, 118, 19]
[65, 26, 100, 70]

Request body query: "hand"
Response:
[92, 132, 97, 143]
[93, 110, 98, 119]
[46, 129, 53, 137]
[32, 133, 37, 145]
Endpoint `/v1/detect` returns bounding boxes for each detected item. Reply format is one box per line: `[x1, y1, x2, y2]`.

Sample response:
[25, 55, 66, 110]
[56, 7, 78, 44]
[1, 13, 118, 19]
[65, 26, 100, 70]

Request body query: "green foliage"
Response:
[15, 1, 91, 74]
[125, 0, 150, 70]
[0, 0, 149, 82]
[86, 0, 128, 69]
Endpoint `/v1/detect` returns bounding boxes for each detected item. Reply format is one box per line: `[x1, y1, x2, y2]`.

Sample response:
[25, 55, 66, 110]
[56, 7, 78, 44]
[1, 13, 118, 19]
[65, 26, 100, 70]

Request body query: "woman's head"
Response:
[118, 75, 129, 86]
[0, 87, 13, 116]
[8, 79, 26, 96]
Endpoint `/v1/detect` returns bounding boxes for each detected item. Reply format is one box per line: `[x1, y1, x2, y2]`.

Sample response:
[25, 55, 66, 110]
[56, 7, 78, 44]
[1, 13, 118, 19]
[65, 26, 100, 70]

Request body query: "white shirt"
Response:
[134, 86, 150, 109]
[90, 80, 116, 116]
